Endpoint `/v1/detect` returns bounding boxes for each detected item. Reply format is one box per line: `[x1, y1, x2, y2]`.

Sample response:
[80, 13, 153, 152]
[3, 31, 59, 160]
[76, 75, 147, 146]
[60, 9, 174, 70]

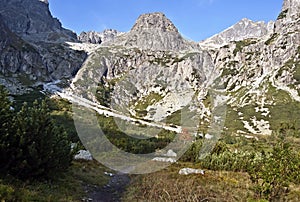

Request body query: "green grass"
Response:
[0, 161, 110, 202]
[48, 98, 80, 143]
[221, 67, 238, 77]
[95, 114, 176, 154]
[223, 105, 245, 134]
[263, 84, 300, 130]
[123, 162, 255, 202]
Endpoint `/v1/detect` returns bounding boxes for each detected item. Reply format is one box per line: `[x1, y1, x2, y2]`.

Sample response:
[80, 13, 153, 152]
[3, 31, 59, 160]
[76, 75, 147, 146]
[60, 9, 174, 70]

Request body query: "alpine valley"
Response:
[0, 0, 300, 201]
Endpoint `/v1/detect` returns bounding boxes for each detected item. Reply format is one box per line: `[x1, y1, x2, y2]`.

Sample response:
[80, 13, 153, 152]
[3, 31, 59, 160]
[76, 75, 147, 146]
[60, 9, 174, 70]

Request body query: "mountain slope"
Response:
[71, 13, 215, 125]
[1, 0, 299, 137]
[208, 0, 300, 135]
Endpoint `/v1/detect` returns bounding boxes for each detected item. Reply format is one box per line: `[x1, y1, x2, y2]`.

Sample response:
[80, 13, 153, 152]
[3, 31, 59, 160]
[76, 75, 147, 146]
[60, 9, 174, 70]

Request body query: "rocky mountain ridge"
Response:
[71, 0, 300, 137]
[199, 18, 274, 48]
[78, 29, 122, 44]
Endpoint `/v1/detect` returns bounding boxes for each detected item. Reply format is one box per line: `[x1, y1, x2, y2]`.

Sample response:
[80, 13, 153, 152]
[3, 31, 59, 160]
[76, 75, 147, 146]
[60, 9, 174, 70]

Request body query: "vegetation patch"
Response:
[0, 161, 110, 202]
[264, 33, 279, 45]
[134, 92, 163, 117]
[96, 114, 176, 154]
[277, 9, 288, 20]
[233, 39, 257, 55]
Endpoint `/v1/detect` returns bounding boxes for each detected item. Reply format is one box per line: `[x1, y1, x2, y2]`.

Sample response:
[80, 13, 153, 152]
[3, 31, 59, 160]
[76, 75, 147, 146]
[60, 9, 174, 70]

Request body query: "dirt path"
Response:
[84, 173, 131, 202]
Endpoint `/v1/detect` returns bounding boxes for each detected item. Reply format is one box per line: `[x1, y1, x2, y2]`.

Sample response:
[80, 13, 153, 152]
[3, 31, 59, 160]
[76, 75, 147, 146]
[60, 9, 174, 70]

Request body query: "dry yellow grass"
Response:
[123, 163, 254, 202]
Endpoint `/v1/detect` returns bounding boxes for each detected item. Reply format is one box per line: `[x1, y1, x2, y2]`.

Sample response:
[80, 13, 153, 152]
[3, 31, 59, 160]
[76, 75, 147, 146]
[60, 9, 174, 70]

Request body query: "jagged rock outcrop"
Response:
[0, 0, 87, 93]
[0, 0, 77, 42]
[274, 0, 300, 33]
[280, 0, 300, 21]
[0, 14, 45, 77]
[78, 29, 121, 44]
[200, 18, 274, 48]
[103, 12, 198, 51]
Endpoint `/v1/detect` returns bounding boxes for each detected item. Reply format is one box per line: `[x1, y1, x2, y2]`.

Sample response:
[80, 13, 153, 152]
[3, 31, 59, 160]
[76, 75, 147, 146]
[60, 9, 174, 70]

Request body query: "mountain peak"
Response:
[131, 12, 178, 33]
[240, 18, 253, 22]
[102, 12, 197, 51]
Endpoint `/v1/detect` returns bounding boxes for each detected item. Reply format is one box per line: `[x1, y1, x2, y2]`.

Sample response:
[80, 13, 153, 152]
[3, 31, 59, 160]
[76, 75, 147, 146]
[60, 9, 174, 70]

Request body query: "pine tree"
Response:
[0, 85, 72, 179]
[8, 100, 72, 178]
[0, 85, 14, 171]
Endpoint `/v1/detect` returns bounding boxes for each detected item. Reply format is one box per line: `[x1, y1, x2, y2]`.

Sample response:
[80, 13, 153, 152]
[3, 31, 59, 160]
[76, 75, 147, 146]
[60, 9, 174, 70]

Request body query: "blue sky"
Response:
[49, 0, 283, 42]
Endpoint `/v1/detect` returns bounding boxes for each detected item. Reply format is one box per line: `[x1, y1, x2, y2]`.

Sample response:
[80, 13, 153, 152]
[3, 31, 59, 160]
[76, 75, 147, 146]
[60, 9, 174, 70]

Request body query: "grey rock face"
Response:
[131, 12, 178, 33]
[103, 12, 198, 51]
[274, 0, 300, 33]
[281, 0, 300, 20]
[0, 14, 45, 78]
[0, 0, 77, 42]
[78, 31, 102, 44]
[78, 29, 121, 44]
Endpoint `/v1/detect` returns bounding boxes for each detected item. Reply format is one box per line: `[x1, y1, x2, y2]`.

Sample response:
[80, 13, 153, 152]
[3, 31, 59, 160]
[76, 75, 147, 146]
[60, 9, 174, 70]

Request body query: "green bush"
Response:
[180, 139, 203, 162]
[248, 137, 300, 200]
[198, 133, 300, 201]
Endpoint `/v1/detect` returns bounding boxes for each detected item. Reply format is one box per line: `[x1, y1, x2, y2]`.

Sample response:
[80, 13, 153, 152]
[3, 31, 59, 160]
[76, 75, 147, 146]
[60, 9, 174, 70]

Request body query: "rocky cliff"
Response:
[0, 0, 76, 42]
[0, 0, 87, 93]
[201, 0, 300, 135]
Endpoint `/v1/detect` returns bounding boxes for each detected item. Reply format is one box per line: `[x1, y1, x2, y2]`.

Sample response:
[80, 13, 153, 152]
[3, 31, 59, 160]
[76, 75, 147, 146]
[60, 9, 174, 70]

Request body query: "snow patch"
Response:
[242, 117, 272, 135]
[66, 42, 101, 55]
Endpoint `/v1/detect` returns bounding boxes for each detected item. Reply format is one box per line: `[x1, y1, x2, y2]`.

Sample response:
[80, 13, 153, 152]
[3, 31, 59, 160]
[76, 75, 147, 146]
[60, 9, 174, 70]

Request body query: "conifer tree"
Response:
[0, 85, 72, 179]
[9, 100, 72, 178]
[0, 85, 14, 171]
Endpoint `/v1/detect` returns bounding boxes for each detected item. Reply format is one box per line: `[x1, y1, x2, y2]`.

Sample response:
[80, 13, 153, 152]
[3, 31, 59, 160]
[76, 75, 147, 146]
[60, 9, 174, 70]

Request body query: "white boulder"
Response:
[74, 150, 93, 161]
[179, 168, 205, 175]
